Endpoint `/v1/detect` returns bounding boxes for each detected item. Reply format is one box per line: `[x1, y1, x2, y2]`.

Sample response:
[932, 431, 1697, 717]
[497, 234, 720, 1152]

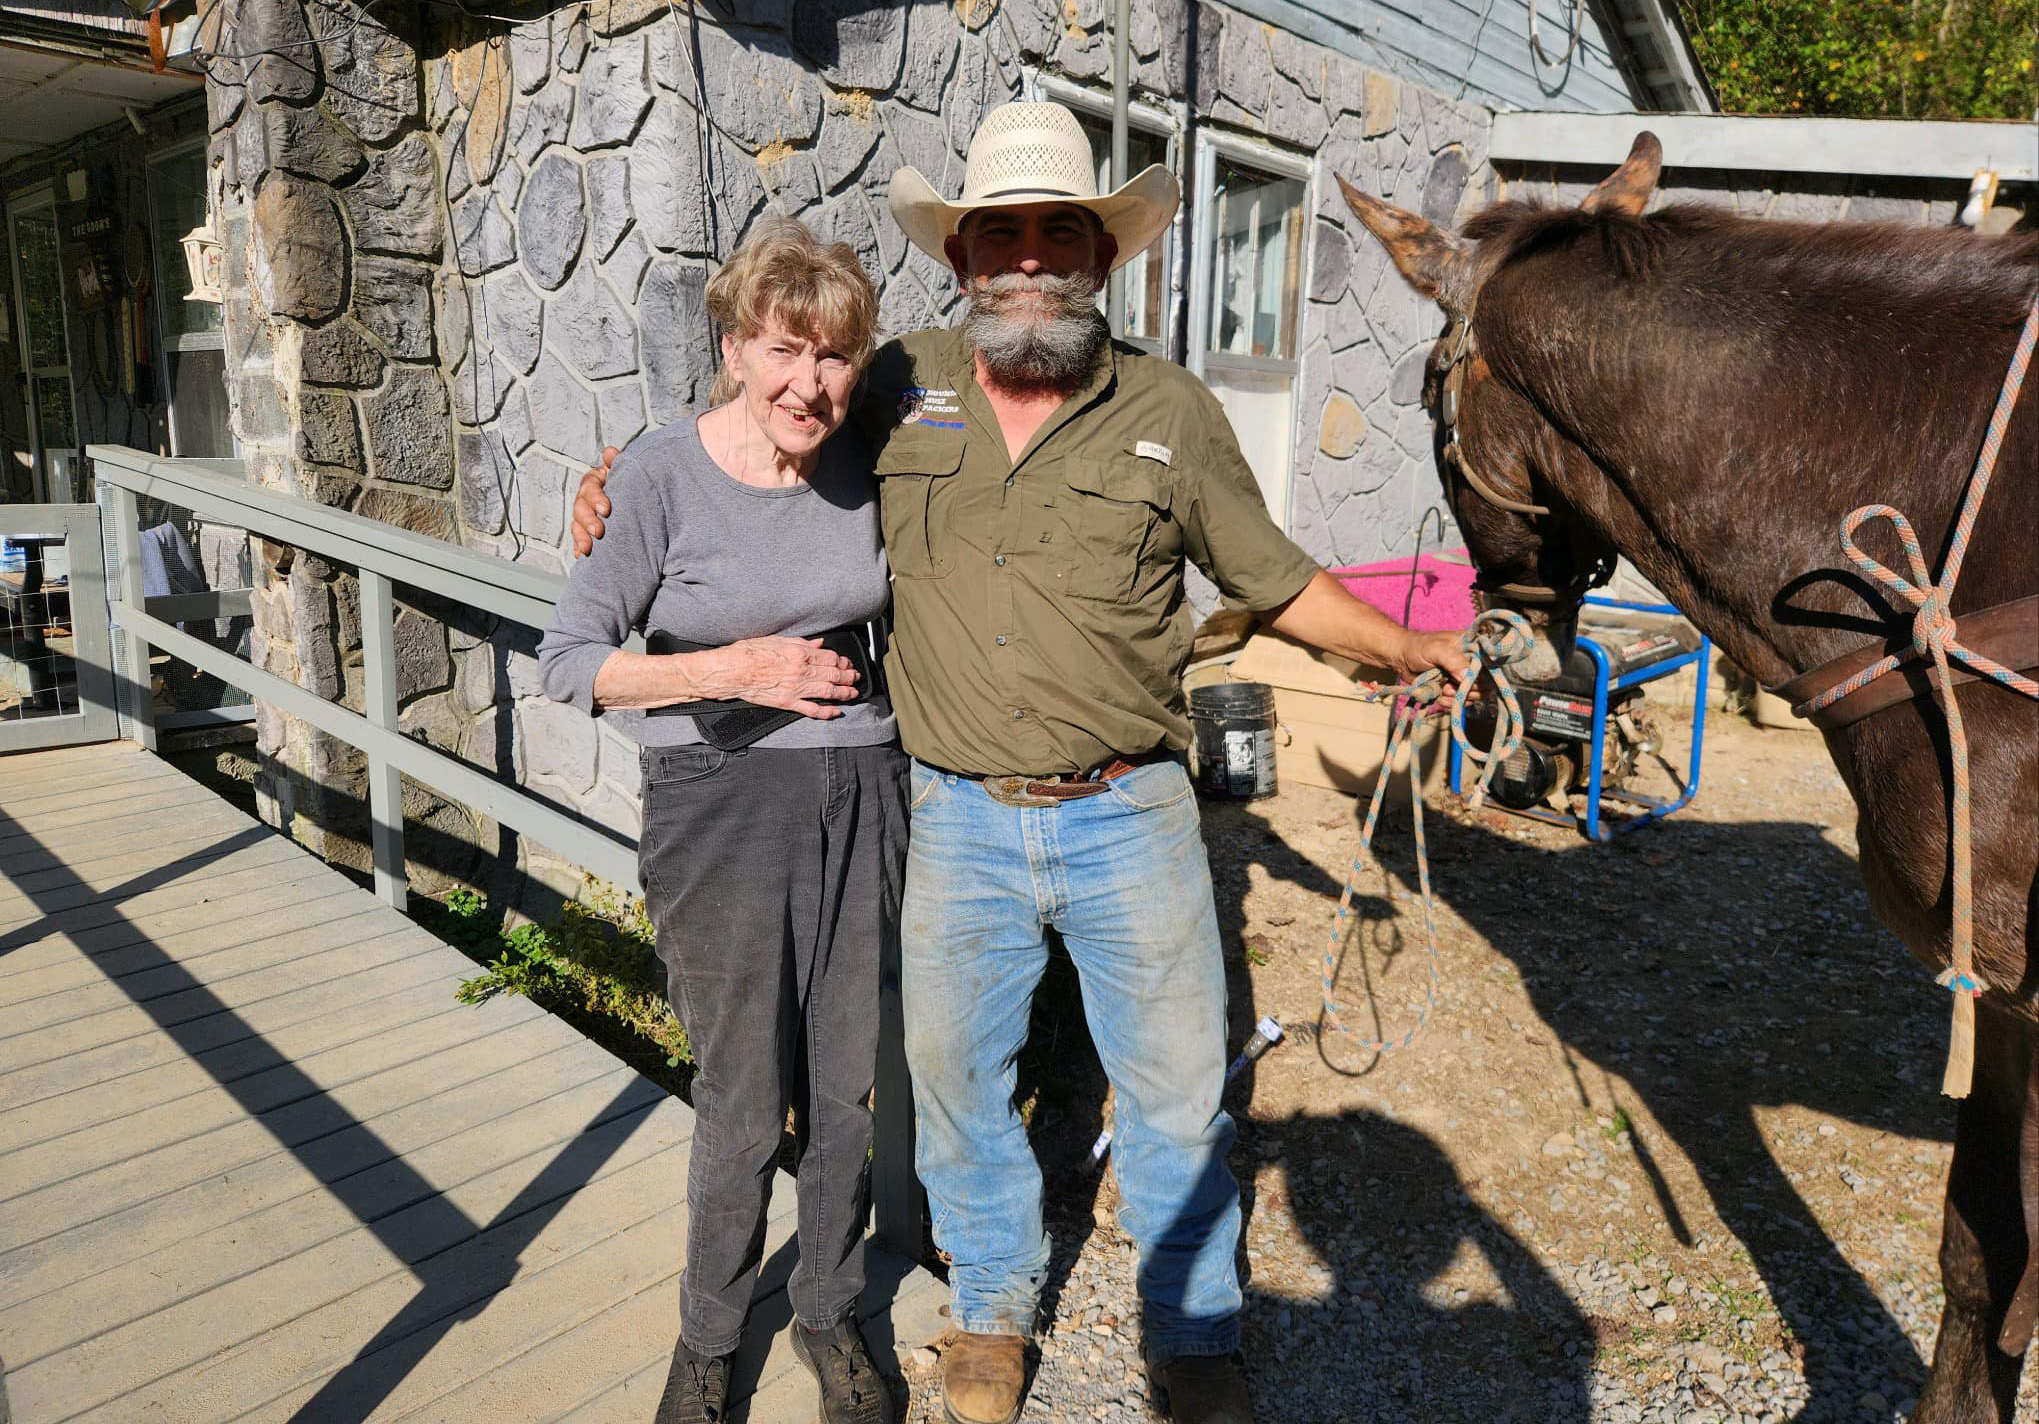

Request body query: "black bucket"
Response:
[1189, 680, 1278, 799]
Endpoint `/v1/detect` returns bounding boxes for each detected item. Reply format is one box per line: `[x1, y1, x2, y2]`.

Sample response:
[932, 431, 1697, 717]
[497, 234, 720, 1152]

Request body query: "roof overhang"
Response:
[1598, 0, 1715, 113]
[1492, 111, 2037, 183]
[0, 39, 201, 170]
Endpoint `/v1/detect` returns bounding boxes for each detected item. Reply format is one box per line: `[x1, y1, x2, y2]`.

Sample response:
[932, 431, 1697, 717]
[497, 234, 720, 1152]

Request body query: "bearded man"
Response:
[573, 103, 1468, 1424]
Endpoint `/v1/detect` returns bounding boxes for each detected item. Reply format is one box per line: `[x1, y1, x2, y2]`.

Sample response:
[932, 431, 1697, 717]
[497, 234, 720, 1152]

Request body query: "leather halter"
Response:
[1770, 595, 2039, 730]
[1435, 312, 1613, 612]
[1439, 315, 1550, 519]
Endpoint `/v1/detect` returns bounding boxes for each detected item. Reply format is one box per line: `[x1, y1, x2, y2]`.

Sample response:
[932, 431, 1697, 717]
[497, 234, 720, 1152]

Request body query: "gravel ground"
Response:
[889, 714, 2038, 1423]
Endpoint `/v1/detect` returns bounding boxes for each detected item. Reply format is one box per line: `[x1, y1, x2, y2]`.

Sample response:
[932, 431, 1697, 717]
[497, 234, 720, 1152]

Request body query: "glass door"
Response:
[8, 188, 78, 504]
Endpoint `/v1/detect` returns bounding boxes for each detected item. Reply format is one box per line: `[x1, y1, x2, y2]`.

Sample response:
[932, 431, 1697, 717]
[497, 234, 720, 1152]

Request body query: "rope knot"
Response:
[1936, 966, 1990, 998]
[1467, 609, 1534, 667]
[1912, 588, 1957, 658]
[1398, 671, 1446, 712]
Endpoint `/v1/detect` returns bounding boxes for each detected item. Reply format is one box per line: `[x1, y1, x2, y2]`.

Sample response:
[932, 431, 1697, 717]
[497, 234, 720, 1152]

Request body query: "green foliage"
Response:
[1675, 0, 2038, 120]
[427, 882, 693, 1083]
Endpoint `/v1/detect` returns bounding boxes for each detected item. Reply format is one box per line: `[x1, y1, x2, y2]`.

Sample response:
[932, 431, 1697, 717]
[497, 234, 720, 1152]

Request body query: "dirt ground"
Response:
[898, 711, 2037, 1423]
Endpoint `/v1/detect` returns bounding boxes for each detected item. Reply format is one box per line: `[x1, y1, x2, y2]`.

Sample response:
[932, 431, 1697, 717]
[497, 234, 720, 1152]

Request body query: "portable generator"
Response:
[1449, 595, 1712, 840]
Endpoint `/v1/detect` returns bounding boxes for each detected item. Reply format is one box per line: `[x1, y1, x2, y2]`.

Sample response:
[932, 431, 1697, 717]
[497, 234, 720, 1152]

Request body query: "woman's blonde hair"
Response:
[704, 217, 879, 406]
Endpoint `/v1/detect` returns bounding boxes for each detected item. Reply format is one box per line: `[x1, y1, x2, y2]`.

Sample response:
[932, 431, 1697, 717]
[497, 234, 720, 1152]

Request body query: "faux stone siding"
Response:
[211, 0, 475, 889]
[430, 0, 1035, 585]
[409, 0, 1040, 897]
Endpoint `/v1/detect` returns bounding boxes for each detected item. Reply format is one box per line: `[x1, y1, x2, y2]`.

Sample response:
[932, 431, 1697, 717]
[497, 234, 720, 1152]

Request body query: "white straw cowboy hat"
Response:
[888, 102, 1180, 273]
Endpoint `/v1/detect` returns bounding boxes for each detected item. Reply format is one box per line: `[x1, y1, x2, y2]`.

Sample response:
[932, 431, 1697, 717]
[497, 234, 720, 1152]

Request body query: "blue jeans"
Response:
[900, 756, 1241, 1359]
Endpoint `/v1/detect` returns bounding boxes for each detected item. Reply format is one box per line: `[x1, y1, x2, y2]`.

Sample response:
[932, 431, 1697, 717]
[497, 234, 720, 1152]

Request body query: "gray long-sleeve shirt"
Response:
[537, 416, 896, 749]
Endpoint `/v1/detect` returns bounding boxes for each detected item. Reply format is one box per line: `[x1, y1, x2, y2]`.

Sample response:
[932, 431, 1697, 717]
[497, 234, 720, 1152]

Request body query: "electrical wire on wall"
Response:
[1528, 0, 1588, 69]
[659, 0, 720, 273]
[1455, 0, 1501, 101]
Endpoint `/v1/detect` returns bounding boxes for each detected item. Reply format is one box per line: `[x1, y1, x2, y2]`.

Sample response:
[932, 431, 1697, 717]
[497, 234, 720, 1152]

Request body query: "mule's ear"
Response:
[1337, 175, 1471, 311]
[1582, 131, 1662, 217]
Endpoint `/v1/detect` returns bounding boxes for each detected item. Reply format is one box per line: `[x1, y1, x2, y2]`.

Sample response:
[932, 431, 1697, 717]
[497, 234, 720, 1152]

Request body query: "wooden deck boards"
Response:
[0, 742, 946, 1422]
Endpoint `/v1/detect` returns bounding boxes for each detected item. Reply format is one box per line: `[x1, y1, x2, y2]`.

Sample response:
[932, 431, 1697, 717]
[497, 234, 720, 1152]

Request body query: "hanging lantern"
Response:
[179, 222, 221, 303]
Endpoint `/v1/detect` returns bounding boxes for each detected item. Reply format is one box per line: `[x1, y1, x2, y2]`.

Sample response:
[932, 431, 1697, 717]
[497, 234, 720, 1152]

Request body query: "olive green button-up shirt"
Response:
[853, 324, 1321, 777]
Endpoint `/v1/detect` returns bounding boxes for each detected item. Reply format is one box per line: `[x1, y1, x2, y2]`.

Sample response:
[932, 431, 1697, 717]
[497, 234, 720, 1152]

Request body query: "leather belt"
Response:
[1769, 593, 2039, 731]
[948, 750, 1174, 808]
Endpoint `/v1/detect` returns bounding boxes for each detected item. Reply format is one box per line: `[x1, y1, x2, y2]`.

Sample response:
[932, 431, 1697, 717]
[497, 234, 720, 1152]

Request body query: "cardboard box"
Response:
[1751, 686, 1818, 731]
[1216, 630, 1444, 796]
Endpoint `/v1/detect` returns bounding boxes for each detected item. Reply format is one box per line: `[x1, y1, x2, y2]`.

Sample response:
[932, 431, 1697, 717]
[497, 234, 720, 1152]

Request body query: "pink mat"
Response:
[1330, 549, 1478, 632]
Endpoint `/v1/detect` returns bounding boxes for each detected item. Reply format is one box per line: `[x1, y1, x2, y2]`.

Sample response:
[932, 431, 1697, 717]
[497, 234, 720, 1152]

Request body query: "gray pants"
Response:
[638, 741, 909, 1356]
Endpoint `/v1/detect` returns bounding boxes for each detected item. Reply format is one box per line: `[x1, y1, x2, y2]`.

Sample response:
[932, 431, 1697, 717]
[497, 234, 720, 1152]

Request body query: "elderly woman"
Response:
[538, 218, 899, 1424]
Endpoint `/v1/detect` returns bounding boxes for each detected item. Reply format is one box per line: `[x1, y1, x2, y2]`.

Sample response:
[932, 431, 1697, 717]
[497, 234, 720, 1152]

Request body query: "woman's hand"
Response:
[571, 448, 619, 558]
[682, 636, 860, 719]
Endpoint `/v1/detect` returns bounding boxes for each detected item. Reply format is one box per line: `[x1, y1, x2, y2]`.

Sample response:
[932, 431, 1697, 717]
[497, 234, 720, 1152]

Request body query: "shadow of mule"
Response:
[1368, 809, 1949, 1415]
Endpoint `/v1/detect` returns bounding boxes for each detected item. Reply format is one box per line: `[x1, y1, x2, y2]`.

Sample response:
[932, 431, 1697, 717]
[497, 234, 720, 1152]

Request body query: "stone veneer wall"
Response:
[208, 0, 498, 891]
[206, 0, 1499, 906]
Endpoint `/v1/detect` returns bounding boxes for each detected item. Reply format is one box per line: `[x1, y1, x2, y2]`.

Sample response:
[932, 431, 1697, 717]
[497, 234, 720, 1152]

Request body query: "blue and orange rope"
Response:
[1320, 609, 1532, 1055]
[1796, 297, 2039, 1097]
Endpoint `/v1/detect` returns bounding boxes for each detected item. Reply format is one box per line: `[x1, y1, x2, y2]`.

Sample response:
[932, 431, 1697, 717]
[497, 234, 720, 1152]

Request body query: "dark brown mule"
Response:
[1341, 135, 2038, 1422]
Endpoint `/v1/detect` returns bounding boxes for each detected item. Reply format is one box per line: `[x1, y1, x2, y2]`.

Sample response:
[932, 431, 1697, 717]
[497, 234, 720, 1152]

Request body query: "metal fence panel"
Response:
[0, 504, 118, 753]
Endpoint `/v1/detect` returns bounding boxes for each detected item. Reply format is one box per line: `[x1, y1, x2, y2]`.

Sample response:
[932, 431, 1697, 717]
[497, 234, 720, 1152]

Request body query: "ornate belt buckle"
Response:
[985, 774, 1060, 808]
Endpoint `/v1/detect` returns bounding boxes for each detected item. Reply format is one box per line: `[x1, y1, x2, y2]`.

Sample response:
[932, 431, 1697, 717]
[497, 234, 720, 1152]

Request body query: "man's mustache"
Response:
[970, 271, 1099, 311]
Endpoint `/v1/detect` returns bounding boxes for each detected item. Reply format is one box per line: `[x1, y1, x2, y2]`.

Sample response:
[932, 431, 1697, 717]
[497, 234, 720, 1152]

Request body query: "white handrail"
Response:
[87, 446, 641, 900]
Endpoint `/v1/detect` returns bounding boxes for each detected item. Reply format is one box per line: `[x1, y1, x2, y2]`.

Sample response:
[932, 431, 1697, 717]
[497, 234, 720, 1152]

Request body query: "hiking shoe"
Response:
[653, 1337, 732, 1424]
[940, 1330, 1026, 1424]
[1153, 1352, 1253, 1424]
[790, 1317, 897, 1424]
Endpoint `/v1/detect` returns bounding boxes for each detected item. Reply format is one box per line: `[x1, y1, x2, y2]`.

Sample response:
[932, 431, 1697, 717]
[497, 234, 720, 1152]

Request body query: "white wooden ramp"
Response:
[0, 742, 946, 1422]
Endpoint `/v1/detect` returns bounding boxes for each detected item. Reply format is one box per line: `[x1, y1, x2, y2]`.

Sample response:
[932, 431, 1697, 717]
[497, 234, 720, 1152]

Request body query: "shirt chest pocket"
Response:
[1054, 455, 1176, 602]
[874, 436, 965, 580]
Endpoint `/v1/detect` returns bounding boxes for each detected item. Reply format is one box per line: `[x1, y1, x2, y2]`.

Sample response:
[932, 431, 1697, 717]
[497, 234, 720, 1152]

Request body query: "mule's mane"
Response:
[1461, 198, 2039, 309]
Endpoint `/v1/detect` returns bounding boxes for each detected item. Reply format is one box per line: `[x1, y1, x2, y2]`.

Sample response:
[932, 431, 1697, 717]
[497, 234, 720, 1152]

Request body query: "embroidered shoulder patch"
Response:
[900, 387, 965, 430]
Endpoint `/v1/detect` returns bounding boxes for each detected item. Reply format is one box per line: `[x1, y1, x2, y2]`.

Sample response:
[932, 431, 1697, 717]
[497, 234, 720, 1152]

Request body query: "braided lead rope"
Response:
[1798, 298, 2039, 1098]
[1321, 611, 1533, 1054]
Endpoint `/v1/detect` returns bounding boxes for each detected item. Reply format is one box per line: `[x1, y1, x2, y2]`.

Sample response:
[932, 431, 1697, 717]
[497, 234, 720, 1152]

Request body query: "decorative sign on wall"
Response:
[61, 212, 119, 314]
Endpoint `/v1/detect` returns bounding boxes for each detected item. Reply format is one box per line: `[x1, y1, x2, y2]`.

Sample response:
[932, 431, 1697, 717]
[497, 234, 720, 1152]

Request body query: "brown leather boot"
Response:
[940, 1330, 1027, 1424]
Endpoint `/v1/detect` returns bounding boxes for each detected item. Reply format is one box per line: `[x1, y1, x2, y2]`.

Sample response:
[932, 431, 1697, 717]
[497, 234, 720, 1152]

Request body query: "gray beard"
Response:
[964, 271, 1110, 391]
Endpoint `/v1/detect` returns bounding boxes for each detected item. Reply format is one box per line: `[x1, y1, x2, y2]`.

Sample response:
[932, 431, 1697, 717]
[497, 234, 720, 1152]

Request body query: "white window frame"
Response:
[1032, 73, 1187, 361]
[144, 135, 234, 459]
[1188, 130, 1314, 531]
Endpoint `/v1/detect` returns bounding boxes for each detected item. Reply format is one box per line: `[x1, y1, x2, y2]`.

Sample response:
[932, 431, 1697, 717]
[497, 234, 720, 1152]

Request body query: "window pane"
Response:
[1208, 160, 1303, 361]
[14, 211, 67, 369]
[168, 348, 232, 457]
[149, 150, 222, 341]
[1077, 117, 1170, 344]
[33, 375, 75, 451]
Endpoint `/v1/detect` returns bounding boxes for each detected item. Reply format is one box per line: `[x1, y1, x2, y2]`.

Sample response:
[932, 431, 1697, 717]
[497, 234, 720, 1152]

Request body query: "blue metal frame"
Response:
[1450, 595, 1711, 840]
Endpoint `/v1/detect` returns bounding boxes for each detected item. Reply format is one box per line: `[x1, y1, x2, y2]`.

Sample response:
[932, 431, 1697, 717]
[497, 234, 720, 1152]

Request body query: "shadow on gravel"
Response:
[1008, 793, 1943, 1416]
[1372, 809, 1948, 1420]
[1232, 1107, 1591, 1420]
